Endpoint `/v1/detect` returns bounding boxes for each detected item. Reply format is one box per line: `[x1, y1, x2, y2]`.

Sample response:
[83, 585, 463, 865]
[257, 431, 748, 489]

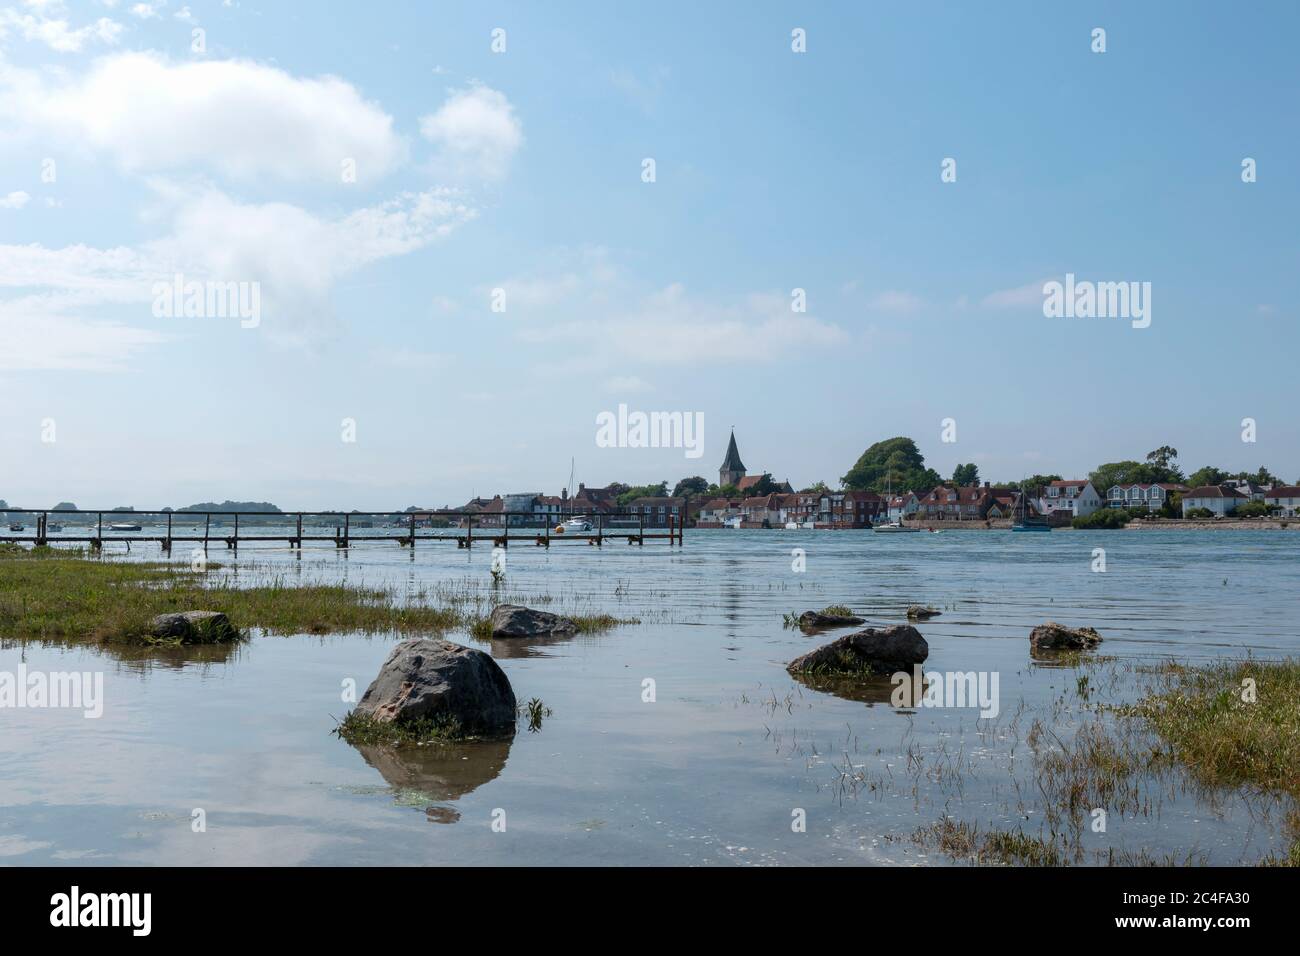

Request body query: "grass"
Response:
[914, 819, 1064, 866]
[0, 544, 461, 646]
[332, 711, 468, 745]
[783, 604, 857, 627]
[468, 611, 634, 641]
[1120, 659, 1300, 795]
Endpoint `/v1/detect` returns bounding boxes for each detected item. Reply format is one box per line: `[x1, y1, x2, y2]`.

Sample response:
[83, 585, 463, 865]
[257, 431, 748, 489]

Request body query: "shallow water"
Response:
[2, 529, 1297, 865]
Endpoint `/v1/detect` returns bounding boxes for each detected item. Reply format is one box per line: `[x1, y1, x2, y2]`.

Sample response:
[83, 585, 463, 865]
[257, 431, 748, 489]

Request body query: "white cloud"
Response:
[867, 290, 922, 312]
[2, 51, 405, 182]
[0, 190, 31, 208]
[520, 283, 847, 364]
[0, 184, 477, 362]
[981, 280, 1050, 309]
[419, 85, 522, 180]
[129, 1, 162, 19]
[0, 7, 122, 51]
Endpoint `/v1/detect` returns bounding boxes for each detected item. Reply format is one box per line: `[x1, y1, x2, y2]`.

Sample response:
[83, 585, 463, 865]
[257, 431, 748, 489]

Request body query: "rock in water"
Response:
[489, 604, 578, 638]
[150, 611, 239, 644]
[787, 624, 929, 676]
[1030, 622, 1103, 650]
[797, 610, 866, 630]
[906, 605, 941, 620]
[355, 639, 516, 736]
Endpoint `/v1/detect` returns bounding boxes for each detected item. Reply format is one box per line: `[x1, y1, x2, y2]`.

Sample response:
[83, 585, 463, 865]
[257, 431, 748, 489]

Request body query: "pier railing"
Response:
[0, 507, 685, 552]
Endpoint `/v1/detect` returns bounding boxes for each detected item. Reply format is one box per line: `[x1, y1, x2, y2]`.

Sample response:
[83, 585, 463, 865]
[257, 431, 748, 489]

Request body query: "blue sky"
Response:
[2, 0, 1297, 510]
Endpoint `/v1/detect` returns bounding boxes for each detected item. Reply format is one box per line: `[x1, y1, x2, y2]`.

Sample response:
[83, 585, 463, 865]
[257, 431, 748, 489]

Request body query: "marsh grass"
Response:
[913, 819, 1064, 866]
[332, 711, 468, 745]
[1121, 659, 1300, 796]
[468, 611, 634, 642]
[0, 546, 460, 646]
[783, 603, 856, 627]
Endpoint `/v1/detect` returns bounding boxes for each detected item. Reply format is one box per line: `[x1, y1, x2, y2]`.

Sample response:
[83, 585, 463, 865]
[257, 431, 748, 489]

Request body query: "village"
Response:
[409, 432, 1300, 531]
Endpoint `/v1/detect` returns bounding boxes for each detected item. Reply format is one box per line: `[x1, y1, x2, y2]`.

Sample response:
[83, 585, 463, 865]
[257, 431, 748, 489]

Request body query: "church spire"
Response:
[719, 429, 746, 488]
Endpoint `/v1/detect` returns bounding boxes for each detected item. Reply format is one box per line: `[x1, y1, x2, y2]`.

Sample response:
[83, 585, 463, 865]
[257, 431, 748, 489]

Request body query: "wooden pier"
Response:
[1, 508, 685, 553]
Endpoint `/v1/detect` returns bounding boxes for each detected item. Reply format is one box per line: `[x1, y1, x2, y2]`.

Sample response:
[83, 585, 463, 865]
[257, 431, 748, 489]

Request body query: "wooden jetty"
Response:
[1, 508, 685, 552]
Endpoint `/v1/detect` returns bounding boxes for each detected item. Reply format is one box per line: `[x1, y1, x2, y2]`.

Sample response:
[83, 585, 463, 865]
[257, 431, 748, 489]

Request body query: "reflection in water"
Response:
[789, 669, 926, 707]
[0, 636, 244, 674]
[349, 735, 513, 822]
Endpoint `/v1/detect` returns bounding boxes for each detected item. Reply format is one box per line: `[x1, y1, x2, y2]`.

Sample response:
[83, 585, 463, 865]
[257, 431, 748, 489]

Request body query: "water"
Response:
[2, 529, 1297, 865]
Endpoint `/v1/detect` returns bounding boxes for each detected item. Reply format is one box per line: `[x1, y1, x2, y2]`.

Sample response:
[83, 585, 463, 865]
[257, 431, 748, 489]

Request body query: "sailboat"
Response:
[1011, 482, 1051, 532]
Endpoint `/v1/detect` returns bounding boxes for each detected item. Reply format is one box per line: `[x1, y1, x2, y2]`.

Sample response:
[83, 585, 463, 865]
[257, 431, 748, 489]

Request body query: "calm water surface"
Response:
[2, 529, 1298, 865]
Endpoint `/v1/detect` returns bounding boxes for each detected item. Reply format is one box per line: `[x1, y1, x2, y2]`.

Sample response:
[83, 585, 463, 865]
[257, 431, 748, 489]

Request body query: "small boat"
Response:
[8, 523, 23, 532]
[874, 520, 920, 533]
[556, 516, 592, 533]
[723, 515, 743, 529]
[110, 522, 143, 532]
[1011, 482, 1051, 532]
[48, 523, 63, 533]
[783, 521, 799, 530]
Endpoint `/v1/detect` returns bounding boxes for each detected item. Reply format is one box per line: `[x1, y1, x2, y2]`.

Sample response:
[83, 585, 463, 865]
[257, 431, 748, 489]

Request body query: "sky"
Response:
[1, 0, 1297, 511]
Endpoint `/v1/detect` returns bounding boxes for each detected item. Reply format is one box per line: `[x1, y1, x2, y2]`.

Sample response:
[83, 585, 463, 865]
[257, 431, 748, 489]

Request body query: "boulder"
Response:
[907, 605, 941, 620]
[355, 639, 516, 736]
[1030, 622, 1103, 650]
[787, 624, 929, 676]
[797, 609, 865, 630]
[150, 611, 239, 644]
[489, 604, 578, 638]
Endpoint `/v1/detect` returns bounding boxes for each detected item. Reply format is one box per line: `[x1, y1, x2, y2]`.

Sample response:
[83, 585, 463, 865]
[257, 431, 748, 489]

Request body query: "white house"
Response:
[1038, 480, 1103, 519]
[1265, 486, 1300, 516]
[1181, 484, 1250, 517]
[887, 493, 919, 522]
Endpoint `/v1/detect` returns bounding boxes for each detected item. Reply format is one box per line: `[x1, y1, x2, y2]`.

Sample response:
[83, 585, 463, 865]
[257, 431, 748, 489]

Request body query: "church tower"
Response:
[719, 430, 746, 488]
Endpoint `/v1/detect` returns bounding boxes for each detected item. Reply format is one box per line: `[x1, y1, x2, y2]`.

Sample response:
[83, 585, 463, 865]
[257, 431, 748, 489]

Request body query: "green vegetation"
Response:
[333, 711, 467, 745]
[913, 819, 1064, 867]
[1238, 500, 1271, 518]
[468, 611, 633, 641]
[1185, 507, 1214, 519]
[671, 476, 709, 497]
[0, 545, 460, 646]
[842, 436, 941, 494]
[951, 463, 979, 486]
[1071, 509, 1130, 529]
[615, 482, 668, 506]
[1122, 660, 1300, 796]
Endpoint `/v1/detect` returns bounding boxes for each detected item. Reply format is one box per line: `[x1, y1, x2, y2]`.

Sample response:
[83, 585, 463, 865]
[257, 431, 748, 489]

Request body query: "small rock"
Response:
[355, 639, 516, 736]
[489, 604, 578, 638]
[907, 605, 941, 620]
[797, 610, 865, 629]
[1030, 621, 1103, 650]
[150, 611, 239, 644]
[787, 624, 929, 676]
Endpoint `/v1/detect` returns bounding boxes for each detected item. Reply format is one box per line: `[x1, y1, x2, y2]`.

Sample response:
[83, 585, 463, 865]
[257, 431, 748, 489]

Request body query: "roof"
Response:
[1048, 480, 1090, 488]
[1184, 484, 1249, 499]
[1265, 486, 1300, 497]
[720, 430, 746, 474]
[735, 474, 763, 490]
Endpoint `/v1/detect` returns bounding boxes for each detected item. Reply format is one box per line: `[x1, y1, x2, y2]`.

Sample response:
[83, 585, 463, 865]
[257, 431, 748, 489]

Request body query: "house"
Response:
[1038, 480, 1103, 519]
[815, 490, 883, 527]
[1181, 484, 1249, 517]
[625, 496, 685, 527]
[916, 483, 1006, 521]
[1225, 479, 1271, 501]
[1264, 486, 1300, 517]
[1106, 483, 1189, 511]
[886, 492, 919, 522]
[570, 483, 620, 515]
[696, 498, 741, 527]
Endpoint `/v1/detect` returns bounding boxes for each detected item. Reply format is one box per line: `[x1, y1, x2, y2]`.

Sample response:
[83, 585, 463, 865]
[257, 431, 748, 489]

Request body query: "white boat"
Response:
[783, 521, 799, 530]
[558, 516, 592, 533]
[8, 523, 23, 532]
[873, 520, 920, 533]
[48, 523, 63, 532]
[110, 522, 143, 532]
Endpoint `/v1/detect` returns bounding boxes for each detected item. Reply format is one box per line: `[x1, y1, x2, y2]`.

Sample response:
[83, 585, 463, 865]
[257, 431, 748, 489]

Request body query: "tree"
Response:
[801, 481, 830, 494]
[1146, 446, 1181, 477]
[672, 476, 709, 497]
[616, 482, 668, 506]
[1089, 459, 1179, 491]
[842, 437, 941, 494]
[951, 463, 979, 486]
[1186, 466, 1229, 488]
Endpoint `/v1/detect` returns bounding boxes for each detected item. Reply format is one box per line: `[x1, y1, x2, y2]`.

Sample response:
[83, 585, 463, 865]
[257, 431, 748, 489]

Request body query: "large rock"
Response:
[150, 611, 239, 644]
[489, 604, 578, 638]
[906, 605, 941, 620]
[787, 624, 929, 676]
[355, 639, 516, 736]
[1030, 622, 1103, 650]
[798, 609, 865, 630]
